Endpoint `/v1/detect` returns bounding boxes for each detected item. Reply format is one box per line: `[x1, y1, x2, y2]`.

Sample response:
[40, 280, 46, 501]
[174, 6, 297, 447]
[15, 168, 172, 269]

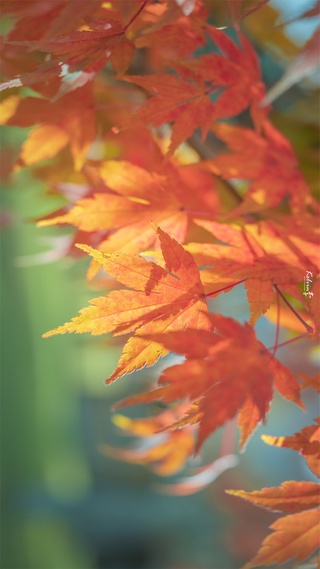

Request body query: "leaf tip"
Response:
[225, 489, 237, 496]
[75, 243, 96, 255]
[261, 434, 277, 446]
[42, 328, 59, 339]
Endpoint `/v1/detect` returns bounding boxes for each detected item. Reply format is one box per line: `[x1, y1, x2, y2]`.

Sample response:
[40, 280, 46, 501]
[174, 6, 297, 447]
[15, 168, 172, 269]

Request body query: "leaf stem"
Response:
[268, 332, 310, 352]
[183, 209, 216, 216]
[124, 0, 148, 31]
[272, 287, 281, 356]
[187, 133, 243, 205]
[206, 278, 246, 298]
[273, 284, 313, 334]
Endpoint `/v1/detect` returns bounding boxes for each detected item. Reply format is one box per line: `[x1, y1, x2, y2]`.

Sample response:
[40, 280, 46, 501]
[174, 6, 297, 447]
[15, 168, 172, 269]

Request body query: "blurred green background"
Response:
[1, 2, 319, 568]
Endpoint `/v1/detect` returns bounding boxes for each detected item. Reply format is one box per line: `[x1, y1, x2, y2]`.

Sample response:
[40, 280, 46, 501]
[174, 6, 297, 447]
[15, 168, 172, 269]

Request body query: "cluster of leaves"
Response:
[1, 1, 319, 567]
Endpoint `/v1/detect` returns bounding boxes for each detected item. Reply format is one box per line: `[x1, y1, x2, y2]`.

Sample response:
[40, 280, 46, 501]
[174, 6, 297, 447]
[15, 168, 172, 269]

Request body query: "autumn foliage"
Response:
[1, 0, 319, 567]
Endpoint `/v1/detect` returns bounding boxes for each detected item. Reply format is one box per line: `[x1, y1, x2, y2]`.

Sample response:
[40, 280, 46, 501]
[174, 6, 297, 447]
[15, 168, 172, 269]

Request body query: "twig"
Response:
[206, 279, 246, 298]
[272, 287, 281, 356]
[268, 332, 311, 352]
[273, 285, 313, 334]
[124, 0, 148, 32]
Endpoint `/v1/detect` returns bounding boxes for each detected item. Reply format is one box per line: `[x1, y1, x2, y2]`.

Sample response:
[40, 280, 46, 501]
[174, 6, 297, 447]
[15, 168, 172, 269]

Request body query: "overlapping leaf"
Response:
[206, 121, 316, 215]
[123, 27, 267, 154]
[1, 1, 103, 41]
[242, 509, 319, 568]
[116, 314, 304, 451]
[101, 408, 194, 475]
[38, 159, 219, 255]
[43, 227, 212, 381]
[262, 419, 320, 477]
[227, 477, 320, 568]
[188, 218, 319, 324]
[2, 4, 319, 568]
[134, 0, 207, 65]
[1, 2, 138, 93]
[227, 481, 319, 513]
[0, 85, 96, 170]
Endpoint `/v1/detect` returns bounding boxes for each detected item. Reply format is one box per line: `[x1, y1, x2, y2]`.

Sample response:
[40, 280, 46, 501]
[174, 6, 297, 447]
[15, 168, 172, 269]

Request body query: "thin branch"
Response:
[273, 285, 314, 334]
[268, 332, 311, 352]
[124, 0, 148, 32]
[272, 287, 281, 356]
[206, 279, 246, 298]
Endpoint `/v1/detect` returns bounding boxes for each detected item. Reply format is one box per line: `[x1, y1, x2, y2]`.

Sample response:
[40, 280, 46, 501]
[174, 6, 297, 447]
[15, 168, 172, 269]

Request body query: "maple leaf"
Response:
[33, 18, 135, 75]
[262, 419, 320, 478]
[188, 218, 319, 322]
[0, 0, 102, 91]
[237, 395, 268, 451]
[242, 509, 320, 569]
[0, 85, 96, 170]
[122, 27, 267, 154]
[134, 0, 207, 66]
[300, 372, 320, 392]
[206, 120, 315, 215]
[2, 1, 103, 42]
[101, 408, 195, 476]
[115, 314, 304, 451]
[245, 278, 274, 326]
[38, 160, 219, 255]
[43, 227, 212, 382]
[0, 2, 144, 93]
[226, 481, 319, 513]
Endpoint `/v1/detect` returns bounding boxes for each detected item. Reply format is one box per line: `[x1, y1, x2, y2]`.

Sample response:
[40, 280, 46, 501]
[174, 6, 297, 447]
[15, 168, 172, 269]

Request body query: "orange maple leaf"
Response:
[206, 120, 315, 215]
[38, 160, 219, 255]
[101, 408, 194, 476]
[242, 509, 319, 568]
[227, 480, 320, 569]
[189, 218, 319, 323]
[43, 226, 212, 382]
[226, 481, 319, 513]
[262, 419, 320, 478]
[0, 85, 96, 170]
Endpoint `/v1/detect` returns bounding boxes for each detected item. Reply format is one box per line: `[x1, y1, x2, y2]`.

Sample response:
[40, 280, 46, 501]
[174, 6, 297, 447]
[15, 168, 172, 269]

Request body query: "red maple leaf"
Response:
[0, 1, 145, 93]
[122, 27, 268, 154]
[116, 314, 304, 451]
[206, 120, 316, 215]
